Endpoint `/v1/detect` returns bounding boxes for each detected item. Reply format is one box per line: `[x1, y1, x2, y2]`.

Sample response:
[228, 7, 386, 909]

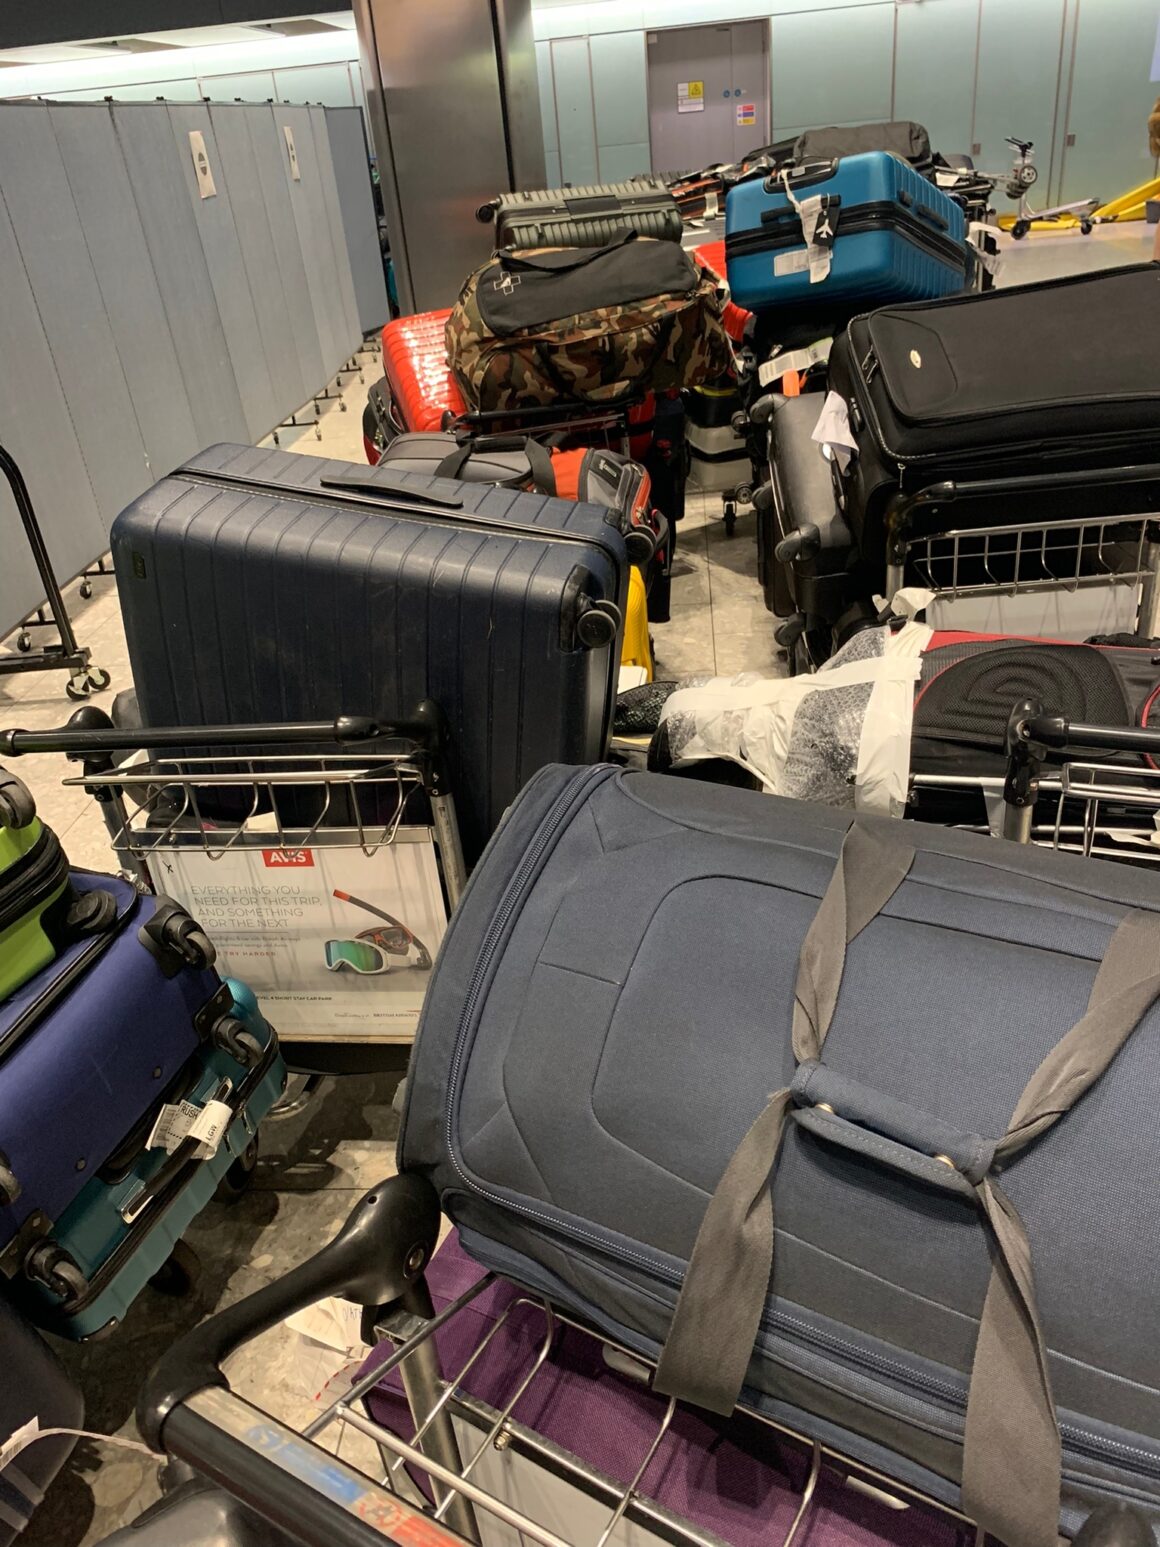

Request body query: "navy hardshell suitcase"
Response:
[725, 151, 968, 319]
[111, 443, 629, 863]
[400, 765, 1160, 1546]
[0, 873, 285, 1339]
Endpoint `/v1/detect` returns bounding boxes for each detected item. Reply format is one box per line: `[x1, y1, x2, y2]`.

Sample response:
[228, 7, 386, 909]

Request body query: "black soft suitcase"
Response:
[0, 1297, 82, 1544]
[110, 444, 628, 864]
[479, 178, 683, 249]
[830, 265, 1160, 568]
[793, 119, 935, 177]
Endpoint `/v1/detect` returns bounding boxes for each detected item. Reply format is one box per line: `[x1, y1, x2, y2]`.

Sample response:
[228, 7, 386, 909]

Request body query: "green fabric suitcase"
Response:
[0, 768, 112, 1002]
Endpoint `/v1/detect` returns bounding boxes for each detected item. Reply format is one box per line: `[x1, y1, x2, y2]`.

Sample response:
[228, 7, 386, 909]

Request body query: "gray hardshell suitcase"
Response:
[110, 445, 627, 863]
[480, 178, 683, 250]
[400, 765, 1160, 1546]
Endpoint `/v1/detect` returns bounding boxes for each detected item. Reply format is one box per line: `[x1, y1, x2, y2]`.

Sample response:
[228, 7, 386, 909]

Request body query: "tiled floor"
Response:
[3, 218, 1149, 1543]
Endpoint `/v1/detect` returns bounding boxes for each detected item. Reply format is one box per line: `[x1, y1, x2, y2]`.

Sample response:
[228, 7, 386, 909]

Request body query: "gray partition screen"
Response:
[325, 105, 389, 335]
[0, 98, 373, 640]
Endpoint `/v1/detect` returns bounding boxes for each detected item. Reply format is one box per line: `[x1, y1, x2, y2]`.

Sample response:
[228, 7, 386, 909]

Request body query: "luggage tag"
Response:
[968, 221, 1004, 278]
[758, 337, 832, 389]
[780, 171, 836, 284]
[810, 390, 857, 473]
[147, 1092, 234, 1160]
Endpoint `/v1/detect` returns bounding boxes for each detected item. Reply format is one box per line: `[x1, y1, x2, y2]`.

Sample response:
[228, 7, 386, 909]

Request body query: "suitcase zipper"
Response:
[176, 464, 628, 561]
[475, 1203, 1160, 1489]
[443, 778, 1160, 1490]
[0, 827, 68, 938]
[725, 203, 967, 272]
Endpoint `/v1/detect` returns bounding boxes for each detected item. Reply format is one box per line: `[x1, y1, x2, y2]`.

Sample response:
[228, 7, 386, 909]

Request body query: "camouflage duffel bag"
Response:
[446, 233, 732, 412]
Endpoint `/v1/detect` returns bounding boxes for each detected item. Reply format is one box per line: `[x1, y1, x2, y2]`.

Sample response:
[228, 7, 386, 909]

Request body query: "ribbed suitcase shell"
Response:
[490, 179, 683, 250]
[110, 444, 629, 863]
[400, 766, 1160, 1539]
[725, 151, 967, 316]
[380, 307, 465, 434]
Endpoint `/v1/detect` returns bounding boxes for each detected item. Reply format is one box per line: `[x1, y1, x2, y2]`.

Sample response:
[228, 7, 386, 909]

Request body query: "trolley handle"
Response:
[138, 1173, 439, 1448]
[1017, 712, 1160, 757]
[0, 700, 453, 790]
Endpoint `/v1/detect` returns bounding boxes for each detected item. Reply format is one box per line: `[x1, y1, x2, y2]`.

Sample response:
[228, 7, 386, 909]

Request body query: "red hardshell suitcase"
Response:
[380, 308, 466, 434]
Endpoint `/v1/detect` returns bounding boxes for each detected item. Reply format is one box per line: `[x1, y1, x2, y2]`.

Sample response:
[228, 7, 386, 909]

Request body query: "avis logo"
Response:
[261, 849, 314, 868]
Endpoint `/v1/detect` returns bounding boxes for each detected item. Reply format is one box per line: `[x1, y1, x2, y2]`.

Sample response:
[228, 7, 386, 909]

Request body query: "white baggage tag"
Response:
[779, 171, 835, 284]
[703, 190, 719, 220]
[811, 390, 857, 472]
[147, 1095, 232, 1158]
[0, 1418, 38, 1471]
[968, 221, 1005, 278]
[758, 336, 833, 387]
[188, 1099, 234, 1159]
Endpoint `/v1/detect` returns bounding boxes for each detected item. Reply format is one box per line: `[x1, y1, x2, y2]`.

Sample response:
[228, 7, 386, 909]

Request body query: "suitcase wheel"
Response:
[214, 1138, 259, 1203]
[149, 1238, 200, 1298]
[211, 1015, 263, 1066]
[25, 1241, 90, 1307]
[65, 667, 111, 701]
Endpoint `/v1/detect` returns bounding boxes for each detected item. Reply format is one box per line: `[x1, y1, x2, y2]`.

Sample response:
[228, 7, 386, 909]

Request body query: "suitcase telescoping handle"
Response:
[133, 1174, 480, 1547]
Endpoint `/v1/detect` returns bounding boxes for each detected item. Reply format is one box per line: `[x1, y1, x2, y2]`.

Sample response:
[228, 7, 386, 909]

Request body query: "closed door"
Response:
[646, 22, 769, 173]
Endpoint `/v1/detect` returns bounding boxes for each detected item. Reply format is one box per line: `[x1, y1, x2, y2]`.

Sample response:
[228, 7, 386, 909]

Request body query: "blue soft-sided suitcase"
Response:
[400, 765, 1160, 1546]
[0, 874, 286, 1339]
[725, 151, 968, 316]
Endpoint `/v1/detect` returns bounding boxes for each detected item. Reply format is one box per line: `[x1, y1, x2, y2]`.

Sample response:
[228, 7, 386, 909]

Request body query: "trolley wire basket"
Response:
[909, 708, 1160, 866]
[130, 1175, 991, 1547]
[901, 510, 1158, 605]
[0, 706, 466, 1068]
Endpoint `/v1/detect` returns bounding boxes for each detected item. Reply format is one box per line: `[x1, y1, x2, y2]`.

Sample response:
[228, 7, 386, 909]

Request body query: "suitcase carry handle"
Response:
[763, 159, 837, 193]
[320, 472, 465, 509]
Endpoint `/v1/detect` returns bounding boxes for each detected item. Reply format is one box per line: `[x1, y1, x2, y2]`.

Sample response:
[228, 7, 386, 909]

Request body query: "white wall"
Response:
[0, 29, 364, 109]
[532, 0, 1160, 207]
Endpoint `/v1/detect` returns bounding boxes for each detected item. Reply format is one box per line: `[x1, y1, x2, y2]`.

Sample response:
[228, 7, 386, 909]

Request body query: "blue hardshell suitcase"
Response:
[725, 151, 968, 317]
[0, 874, 286, 1339]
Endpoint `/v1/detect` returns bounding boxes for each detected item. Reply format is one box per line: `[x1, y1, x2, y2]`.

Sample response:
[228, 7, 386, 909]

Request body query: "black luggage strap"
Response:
[498, 231, 638, 275]
[434, 436, 558, 498]
[653, 822, 1160, 1547]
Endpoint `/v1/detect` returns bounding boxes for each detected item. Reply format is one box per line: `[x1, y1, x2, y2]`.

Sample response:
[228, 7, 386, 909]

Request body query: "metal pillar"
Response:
[353, 0, 545, 314]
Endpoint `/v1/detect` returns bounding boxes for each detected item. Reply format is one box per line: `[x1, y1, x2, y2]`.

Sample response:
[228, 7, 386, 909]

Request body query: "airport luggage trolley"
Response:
[911, 706, 1160, 867]
[883, 483, 1160, 633]
[122, 1172, 1149, 1547]
[0, 705, 466, 1077]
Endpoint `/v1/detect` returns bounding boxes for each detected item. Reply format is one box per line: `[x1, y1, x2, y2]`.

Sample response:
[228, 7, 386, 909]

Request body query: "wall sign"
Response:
[283, 123, 301, 180]
[188, 130, 216, 199]
[677, 80, 705, 114]
[737, 102, 756, 128]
